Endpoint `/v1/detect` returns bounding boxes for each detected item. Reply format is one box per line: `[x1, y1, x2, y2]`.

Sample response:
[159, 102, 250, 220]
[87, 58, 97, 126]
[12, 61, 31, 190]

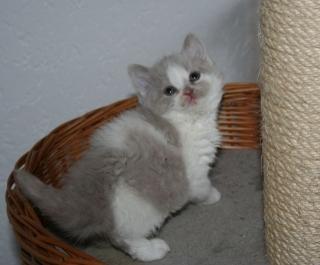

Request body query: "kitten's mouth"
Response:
[183, 88, 197, 105]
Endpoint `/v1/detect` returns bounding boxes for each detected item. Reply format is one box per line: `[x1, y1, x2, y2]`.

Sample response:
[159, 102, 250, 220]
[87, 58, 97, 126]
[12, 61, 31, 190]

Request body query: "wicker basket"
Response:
[6, 82, 260, 265]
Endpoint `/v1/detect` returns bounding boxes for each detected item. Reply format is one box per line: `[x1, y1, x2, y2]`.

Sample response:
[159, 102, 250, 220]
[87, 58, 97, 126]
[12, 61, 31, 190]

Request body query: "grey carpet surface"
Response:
[85, 150, 269, 265]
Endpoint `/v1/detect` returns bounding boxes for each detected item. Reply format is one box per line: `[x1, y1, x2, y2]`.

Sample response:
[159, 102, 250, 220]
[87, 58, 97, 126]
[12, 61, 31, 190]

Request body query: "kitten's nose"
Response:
[183, 87, 194, 96]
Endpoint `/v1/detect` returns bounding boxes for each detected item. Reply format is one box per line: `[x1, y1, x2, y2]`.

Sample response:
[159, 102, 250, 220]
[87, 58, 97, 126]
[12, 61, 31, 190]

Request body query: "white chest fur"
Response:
[166, 112, 220, 197]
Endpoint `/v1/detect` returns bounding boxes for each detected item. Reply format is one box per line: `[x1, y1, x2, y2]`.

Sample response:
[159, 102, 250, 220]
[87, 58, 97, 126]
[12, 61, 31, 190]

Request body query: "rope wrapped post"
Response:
[260, 0, 320, 264]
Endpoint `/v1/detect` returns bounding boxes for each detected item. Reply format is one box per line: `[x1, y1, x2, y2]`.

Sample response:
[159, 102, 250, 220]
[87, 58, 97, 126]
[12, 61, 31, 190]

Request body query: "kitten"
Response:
[15, 34, 223, 262]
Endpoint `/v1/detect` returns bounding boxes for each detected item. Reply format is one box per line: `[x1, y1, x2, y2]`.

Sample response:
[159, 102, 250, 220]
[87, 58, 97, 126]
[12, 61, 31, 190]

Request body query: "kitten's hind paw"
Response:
[126, 238, 170, 262]
[202, 186, 221, 205]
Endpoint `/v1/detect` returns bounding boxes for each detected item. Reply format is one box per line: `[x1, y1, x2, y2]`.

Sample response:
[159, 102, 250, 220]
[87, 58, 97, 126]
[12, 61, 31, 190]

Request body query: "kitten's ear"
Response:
[128, 64, 152, 98]
[182, 33, 207, 60]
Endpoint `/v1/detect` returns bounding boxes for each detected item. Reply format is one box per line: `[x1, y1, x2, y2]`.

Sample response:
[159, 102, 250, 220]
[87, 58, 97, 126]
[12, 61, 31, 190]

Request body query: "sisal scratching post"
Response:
[260, 0, 320, 264]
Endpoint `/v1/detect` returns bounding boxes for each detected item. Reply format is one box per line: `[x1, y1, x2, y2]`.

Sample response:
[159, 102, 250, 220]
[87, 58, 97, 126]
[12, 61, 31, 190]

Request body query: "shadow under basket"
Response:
[6, 82, 260, 265]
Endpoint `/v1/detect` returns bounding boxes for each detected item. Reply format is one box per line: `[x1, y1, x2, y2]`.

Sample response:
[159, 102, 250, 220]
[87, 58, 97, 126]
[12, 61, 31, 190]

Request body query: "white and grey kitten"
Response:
[16, 34, 223, 262]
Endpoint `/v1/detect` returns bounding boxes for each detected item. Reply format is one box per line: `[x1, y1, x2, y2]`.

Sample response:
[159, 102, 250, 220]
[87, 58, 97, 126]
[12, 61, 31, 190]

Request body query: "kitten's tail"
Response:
[14, 169, 64, 217]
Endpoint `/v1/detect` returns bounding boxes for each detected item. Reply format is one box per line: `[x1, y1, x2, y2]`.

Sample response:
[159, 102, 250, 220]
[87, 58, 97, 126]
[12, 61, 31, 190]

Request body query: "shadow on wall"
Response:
[0, 183, 20, 264]
[207, 0, 260, 82]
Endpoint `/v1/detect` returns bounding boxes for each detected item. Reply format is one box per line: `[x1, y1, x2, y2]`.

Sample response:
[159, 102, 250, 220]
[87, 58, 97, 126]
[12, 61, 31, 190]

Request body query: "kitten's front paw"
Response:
[202, 186, 221, 205]
[128, 238, 170, 262]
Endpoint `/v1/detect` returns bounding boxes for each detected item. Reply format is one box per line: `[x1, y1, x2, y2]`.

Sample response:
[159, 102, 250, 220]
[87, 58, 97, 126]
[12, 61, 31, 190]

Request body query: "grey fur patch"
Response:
[16, 106, 188, 241]
[121, 129, 188, 214]
[136, 107, 180, 147]
[16, 148, 122, 240]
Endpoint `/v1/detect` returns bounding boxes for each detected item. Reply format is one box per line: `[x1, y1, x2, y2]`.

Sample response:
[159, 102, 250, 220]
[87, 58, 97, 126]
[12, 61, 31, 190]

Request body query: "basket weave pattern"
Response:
[6, 83, 260, 265]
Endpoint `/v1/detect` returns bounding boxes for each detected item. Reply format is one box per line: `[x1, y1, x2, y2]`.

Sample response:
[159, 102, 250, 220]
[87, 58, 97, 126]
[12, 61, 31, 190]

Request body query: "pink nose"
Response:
[183, 87, 194, 96]
[183, 88, 197, 104]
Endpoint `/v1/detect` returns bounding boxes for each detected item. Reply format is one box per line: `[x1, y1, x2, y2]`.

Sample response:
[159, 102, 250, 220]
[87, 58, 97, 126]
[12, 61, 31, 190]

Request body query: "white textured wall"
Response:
[0, 1, 260, 264]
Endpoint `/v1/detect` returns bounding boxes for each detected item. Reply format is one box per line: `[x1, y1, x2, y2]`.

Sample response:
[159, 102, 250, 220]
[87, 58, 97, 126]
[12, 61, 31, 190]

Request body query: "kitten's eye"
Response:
[164, 86, 178, 96]
[189, 71, 201, 82]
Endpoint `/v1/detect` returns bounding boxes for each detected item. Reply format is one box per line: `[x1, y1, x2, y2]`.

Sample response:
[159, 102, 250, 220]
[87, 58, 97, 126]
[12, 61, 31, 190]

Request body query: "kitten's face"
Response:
[128, 34, 223, 116]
